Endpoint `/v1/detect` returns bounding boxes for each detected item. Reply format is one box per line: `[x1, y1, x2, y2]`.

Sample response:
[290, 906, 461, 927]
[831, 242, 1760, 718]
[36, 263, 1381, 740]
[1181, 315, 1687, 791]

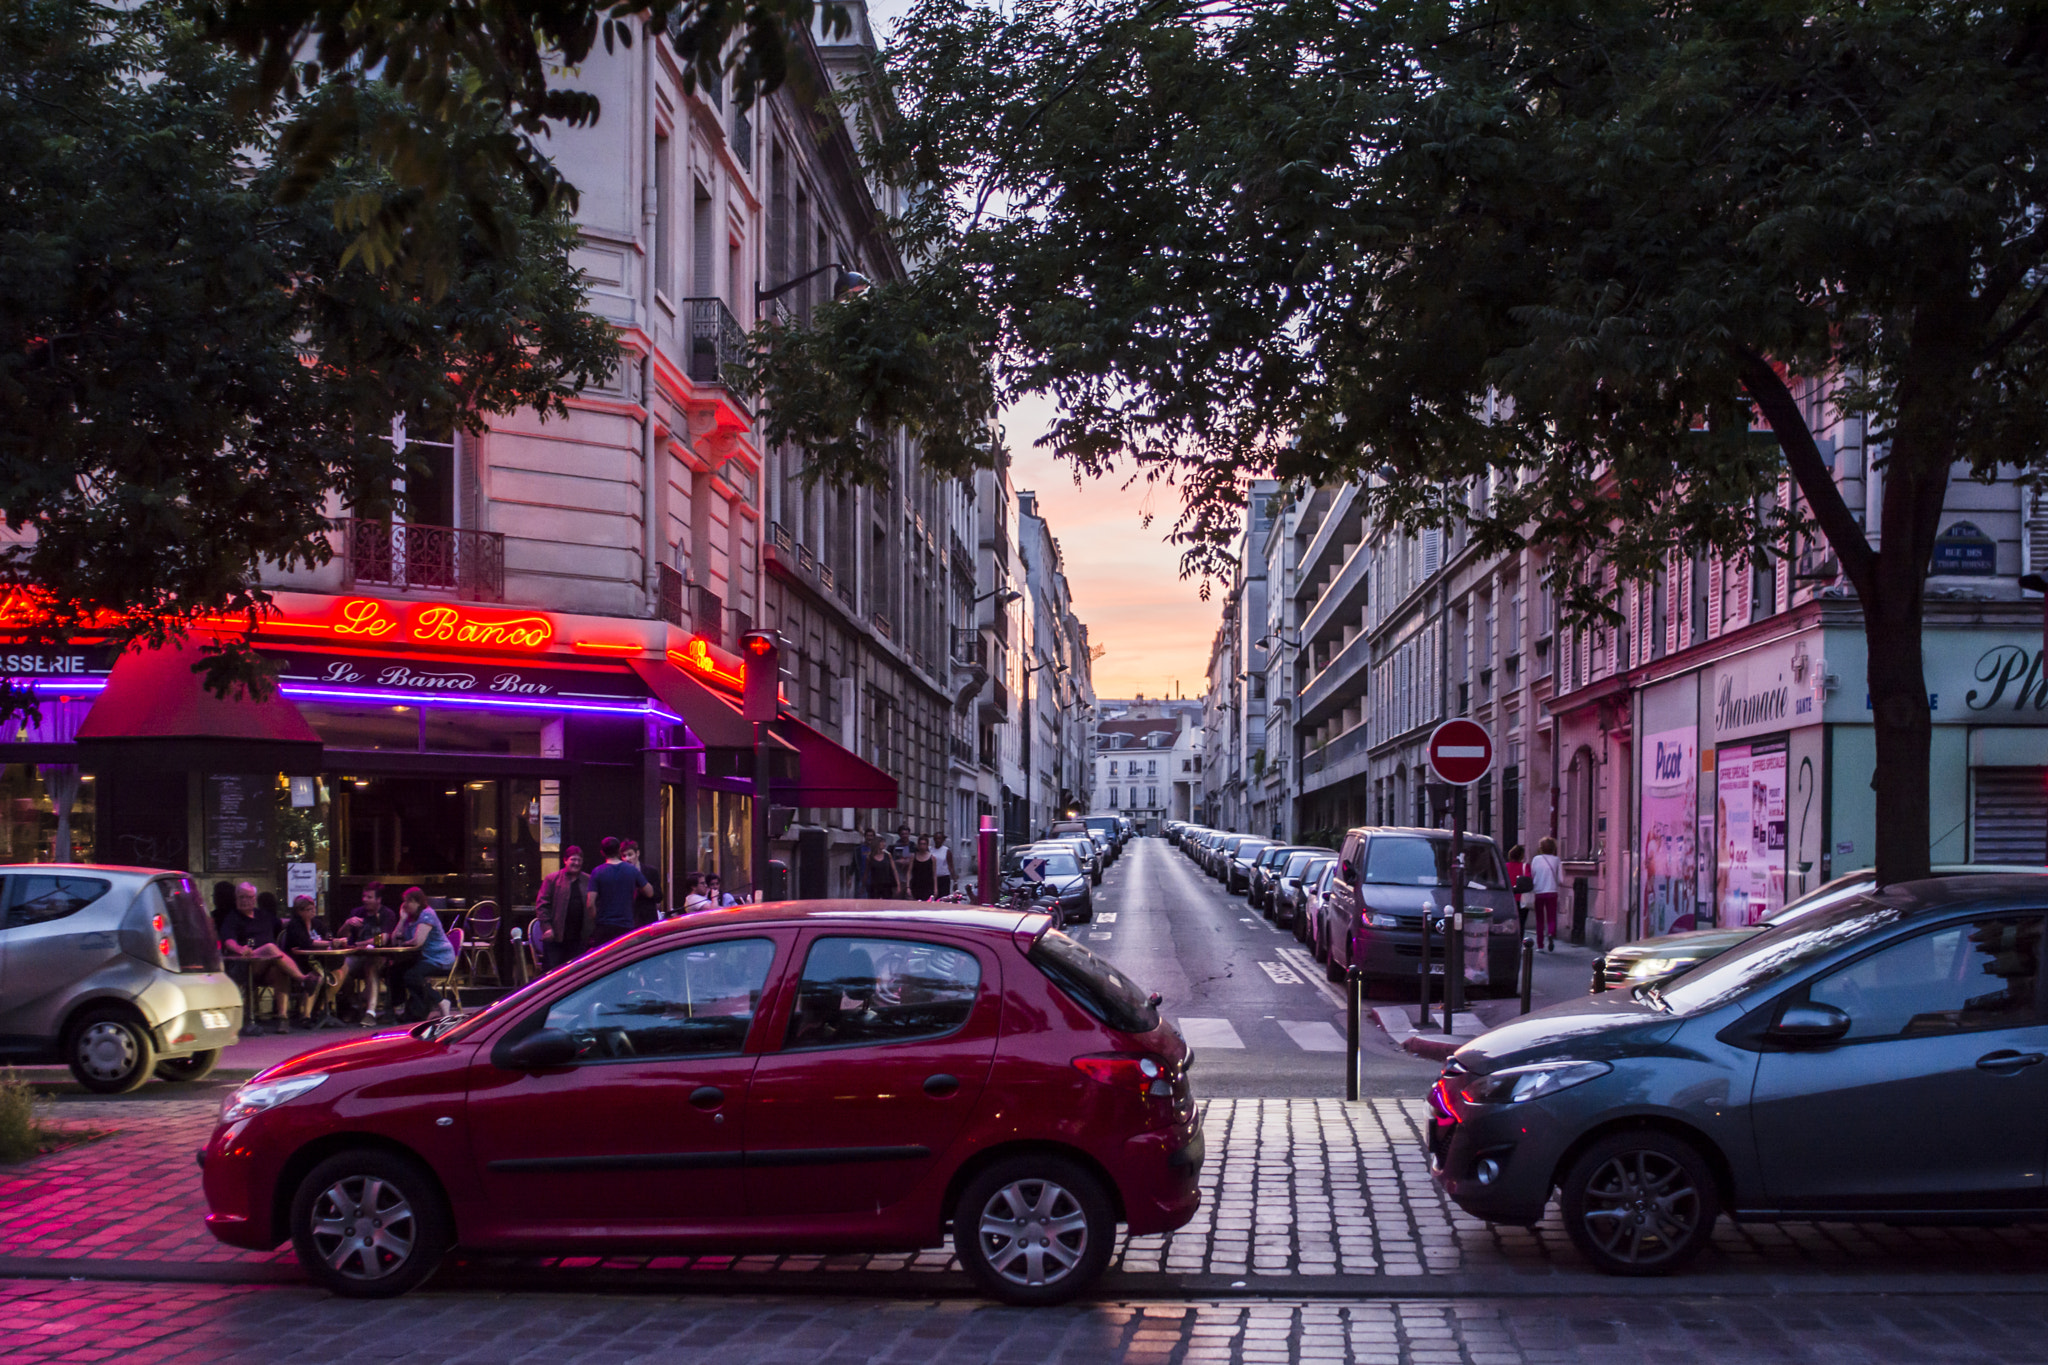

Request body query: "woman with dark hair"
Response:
[908, 835, 937, 900]
[864, 834, 900, 899]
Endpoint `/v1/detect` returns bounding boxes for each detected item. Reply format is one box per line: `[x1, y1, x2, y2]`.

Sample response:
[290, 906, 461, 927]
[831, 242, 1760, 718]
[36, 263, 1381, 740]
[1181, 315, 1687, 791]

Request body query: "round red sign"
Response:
[1427, 718, 1494, 785]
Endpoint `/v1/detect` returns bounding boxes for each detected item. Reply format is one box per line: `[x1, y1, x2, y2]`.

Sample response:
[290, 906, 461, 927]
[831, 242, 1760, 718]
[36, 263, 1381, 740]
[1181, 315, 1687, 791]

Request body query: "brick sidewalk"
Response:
[7, 1096, 2048, 1290]
[9, 1280, 2048, 1365]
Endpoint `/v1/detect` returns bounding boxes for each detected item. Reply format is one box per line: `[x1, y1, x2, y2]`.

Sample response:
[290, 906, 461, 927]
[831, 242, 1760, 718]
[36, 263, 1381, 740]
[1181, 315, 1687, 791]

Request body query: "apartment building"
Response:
[1017, 492, 1098, 835]
[1267, 377, 2048, 947]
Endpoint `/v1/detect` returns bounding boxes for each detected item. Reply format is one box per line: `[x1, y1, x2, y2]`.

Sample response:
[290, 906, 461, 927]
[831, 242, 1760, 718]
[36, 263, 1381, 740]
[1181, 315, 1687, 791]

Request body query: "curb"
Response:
[9, 1256, 2048, 1302]
[1400, 1034, 1463, 1062]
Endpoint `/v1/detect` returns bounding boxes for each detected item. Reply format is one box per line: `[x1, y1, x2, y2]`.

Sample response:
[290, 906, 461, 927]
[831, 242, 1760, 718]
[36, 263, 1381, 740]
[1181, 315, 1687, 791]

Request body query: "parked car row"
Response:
[1164, 821, 1524, 995]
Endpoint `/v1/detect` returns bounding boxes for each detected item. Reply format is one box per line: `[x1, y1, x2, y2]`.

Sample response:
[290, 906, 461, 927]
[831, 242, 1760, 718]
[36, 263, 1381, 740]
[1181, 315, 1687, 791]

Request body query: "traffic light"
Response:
[739, 630, 780, 722]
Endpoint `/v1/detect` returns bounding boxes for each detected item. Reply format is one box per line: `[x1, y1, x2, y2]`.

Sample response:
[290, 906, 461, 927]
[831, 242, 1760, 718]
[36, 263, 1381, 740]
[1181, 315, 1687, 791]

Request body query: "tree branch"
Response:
[1732, 345, 1876, 600]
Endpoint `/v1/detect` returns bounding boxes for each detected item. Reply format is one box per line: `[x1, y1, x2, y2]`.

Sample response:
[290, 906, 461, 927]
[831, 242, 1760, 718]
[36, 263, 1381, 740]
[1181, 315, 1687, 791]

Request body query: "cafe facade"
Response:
[0, 589, 893, 916]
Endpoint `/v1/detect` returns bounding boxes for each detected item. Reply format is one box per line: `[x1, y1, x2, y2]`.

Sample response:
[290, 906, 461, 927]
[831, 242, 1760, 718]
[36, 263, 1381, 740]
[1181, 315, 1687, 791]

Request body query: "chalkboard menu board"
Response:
[204, 773, 273, 872]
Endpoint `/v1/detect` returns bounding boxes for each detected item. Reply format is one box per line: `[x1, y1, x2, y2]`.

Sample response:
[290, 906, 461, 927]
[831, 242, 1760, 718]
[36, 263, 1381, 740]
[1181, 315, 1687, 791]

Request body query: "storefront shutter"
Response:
[1971, 768, 2048, 863]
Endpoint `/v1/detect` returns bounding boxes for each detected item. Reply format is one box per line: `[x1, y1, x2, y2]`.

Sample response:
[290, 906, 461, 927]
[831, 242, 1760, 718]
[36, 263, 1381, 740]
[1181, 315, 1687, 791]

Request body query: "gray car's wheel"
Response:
[66, 1007, 156, 1094]
[291, 1149, 452, 1297]
[954, 1155, 1115, 1306]
[1560, 1130, 1720, 1276]
[155, 1049, 221, 1083]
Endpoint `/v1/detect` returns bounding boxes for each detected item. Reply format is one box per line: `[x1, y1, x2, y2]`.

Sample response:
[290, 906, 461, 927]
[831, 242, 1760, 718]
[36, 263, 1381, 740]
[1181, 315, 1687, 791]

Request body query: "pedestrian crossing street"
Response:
[1171, 944, 1349, 1054]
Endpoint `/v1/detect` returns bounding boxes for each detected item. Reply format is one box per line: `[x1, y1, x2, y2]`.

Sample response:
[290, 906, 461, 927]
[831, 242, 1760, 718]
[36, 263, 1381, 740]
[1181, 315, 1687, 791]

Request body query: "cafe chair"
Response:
[454, 902, 501, 986]
[424, 926, 465, 1005]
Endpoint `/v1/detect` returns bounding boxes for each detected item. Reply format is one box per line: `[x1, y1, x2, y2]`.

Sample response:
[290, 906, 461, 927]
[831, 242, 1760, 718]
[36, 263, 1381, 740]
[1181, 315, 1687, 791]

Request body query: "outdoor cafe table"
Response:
[299, 946, 421, 1017]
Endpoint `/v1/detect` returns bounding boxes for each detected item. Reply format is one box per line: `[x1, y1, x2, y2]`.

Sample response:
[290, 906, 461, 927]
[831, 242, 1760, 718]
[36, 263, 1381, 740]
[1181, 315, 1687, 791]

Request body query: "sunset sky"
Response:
[1003, 394, 1221, 702]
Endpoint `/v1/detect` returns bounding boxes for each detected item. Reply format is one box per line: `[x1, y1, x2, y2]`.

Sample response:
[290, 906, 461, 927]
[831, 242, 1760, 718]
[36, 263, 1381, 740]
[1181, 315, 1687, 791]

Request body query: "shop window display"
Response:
[0, 763, 95, 862]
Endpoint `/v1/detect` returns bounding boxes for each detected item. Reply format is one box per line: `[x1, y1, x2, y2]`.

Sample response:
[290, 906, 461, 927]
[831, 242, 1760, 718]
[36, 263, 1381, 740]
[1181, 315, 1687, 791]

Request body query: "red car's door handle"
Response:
[923, 1073, 960, 1098]
[689, 1085, 726, 1109]
[1976, 1051, 2045, 1072]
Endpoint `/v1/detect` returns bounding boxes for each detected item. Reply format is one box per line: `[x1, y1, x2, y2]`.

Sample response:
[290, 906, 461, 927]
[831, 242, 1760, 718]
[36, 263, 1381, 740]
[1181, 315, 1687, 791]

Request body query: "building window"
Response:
[1110, 761, 1118, 777]
[1108, 787, 1119, 807]
[1147, 786, 1157, 807]
[1148, 759, 1158, 776]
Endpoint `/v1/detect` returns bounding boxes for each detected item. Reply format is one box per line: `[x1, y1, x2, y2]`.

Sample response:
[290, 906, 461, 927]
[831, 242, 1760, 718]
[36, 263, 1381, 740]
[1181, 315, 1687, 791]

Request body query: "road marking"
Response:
[1258, 960, 1303, 985]
[1174, 1017, 1245, 1049]
[1277, 945, 1352, 1012]
[1097, 913, 1117, 923]
[1278, 1019, 1347, 1052]
[1089, 931, 1112, 941]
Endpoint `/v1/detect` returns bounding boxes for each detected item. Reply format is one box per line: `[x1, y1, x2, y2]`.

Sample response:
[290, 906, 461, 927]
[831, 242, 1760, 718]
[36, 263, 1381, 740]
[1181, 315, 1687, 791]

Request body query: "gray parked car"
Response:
[1320, 827, 1523, 992]
[0, 866, 242, 1092]
[1428, 873, 2048, 1275]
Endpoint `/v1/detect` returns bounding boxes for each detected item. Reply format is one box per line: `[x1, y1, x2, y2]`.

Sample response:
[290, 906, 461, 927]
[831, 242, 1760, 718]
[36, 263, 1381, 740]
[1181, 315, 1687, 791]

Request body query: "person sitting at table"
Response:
[678, 872, 712, 915]
[704, 873, 741, 908]
[393, 886, 459, 1021]
[279, 895, 344, 1029]
[219, 881, 309, 1035]
[333, 882, 397, 1025]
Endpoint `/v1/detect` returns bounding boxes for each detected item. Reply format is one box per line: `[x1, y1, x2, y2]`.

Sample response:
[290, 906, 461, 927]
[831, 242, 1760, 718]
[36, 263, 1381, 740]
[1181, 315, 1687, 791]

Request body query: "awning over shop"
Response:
[76, 639, 323, 772]
[632, 657, 895, 808]
[631, 658, 756, 749]
[772, 714, 899, 809]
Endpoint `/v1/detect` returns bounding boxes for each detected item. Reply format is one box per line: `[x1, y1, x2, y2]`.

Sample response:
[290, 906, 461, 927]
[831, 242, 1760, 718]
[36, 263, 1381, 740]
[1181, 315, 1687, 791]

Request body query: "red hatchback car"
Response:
[200, 902, 1202, 1304]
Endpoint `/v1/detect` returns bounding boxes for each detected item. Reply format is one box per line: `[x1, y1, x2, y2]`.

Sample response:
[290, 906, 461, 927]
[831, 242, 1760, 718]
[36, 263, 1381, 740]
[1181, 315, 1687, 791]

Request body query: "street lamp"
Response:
[975, 587, 1024, 607]
[757, 262, 871, 305]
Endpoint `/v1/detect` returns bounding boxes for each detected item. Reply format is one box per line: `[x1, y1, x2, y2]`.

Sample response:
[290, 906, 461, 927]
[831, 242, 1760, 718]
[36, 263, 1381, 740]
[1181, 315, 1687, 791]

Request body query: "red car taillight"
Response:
[1073, 1052, 1175, 1099]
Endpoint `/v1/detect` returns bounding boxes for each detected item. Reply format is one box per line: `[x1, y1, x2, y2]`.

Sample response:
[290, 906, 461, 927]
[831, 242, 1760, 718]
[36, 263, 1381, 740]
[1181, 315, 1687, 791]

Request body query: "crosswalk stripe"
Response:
[1174, 1016, 1245, 1049]
[1277, 1019, 1347, 1052]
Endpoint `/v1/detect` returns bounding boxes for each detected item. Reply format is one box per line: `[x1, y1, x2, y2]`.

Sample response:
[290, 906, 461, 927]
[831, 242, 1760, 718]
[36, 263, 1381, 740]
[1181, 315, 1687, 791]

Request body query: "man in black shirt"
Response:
[219, 881, 309, 1035]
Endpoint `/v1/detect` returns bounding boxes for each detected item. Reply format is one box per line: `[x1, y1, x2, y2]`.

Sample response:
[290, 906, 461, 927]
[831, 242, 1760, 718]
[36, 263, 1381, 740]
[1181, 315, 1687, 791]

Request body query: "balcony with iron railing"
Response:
[684, 299, 751, 412]
[340, 519, 504, 601]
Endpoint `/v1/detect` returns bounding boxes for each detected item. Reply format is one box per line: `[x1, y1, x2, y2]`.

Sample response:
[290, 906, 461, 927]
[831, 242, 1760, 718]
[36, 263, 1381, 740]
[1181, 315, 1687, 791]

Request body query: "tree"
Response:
[0, 0, 616, 693]
[754, 0, 2048, 884]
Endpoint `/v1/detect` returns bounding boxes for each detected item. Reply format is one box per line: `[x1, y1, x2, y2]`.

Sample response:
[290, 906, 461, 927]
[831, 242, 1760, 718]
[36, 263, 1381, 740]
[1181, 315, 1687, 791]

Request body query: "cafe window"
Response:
[0, 763, 94, 863]
[422, 706, 546, 755]
[302, 702, 420, 751]
[694, 788, 753, 893]
[334, 776, 518, 910]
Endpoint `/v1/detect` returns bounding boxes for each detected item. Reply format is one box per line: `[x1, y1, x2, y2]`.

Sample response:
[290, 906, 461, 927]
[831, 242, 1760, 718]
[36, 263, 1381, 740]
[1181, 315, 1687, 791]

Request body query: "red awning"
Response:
[78, 641, 322, 743]
[772, 714, 899, 809]
[631, 658, 756, 749]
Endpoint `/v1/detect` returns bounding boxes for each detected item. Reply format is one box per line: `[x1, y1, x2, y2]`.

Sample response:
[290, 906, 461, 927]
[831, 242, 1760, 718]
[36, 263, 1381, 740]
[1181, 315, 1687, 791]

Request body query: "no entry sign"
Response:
[1427, 718, 1494, 785]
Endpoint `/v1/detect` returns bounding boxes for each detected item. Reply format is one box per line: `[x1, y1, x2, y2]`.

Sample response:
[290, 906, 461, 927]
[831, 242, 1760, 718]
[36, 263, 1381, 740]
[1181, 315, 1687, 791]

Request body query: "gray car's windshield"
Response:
[1362, 837, 1507, 890]
[1658, 893, 1907, 1015]
[1284, 851, 1322, 879]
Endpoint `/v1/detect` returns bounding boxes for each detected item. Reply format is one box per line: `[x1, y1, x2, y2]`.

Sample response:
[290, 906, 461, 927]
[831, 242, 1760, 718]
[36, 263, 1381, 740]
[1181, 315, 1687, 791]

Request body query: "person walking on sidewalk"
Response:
[1505, 844, 1532, 940]
[1530, 837, 1563, 951]
[932, 832, 954, 898]
[908, 835, 938, 900]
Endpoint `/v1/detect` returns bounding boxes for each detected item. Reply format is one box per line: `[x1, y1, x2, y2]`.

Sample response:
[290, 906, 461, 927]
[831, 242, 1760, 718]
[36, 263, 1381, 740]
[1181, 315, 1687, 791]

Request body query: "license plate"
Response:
[200, 1011, 230, 1031]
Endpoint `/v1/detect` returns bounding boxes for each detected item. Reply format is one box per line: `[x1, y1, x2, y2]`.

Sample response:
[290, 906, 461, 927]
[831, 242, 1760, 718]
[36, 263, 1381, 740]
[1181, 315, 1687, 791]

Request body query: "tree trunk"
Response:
[1861, 575, 1934, 886]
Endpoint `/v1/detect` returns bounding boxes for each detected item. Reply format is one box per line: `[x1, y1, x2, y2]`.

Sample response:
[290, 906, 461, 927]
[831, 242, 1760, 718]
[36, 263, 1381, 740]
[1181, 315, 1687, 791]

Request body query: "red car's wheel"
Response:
[954, 1154, 1115, 1306]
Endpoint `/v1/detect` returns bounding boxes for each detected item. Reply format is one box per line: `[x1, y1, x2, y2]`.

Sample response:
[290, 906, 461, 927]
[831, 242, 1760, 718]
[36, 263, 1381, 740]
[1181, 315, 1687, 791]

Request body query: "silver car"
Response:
[0, 866, 242, 1092]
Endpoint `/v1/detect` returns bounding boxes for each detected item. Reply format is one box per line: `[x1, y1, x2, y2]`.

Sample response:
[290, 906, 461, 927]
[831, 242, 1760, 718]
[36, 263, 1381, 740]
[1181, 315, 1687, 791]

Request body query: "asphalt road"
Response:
[1078, 838, 1436, 1099]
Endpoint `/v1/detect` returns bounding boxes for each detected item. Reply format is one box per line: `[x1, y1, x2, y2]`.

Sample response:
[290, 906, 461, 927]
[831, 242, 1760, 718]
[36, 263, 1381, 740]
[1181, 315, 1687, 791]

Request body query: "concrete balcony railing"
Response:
[1300, 536, 1371, 646]
[340, 519, 504, 601]
[1299, 625, 1373, 726]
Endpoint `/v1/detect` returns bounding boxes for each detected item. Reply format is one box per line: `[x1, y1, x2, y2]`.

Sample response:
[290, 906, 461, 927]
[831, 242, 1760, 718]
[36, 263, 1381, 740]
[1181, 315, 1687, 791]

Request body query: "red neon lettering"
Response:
[670, 637, 744, 690]
[411, 605, 553, 650]
[333, 599, 400, 638]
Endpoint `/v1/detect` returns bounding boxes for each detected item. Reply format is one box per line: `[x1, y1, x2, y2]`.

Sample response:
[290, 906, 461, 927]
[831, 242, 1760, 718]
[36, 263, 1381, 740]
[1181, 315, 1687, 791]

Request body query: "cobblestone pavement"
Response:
[7, 1279, 2048, 1364]
[8, 1095, 2048, 1293]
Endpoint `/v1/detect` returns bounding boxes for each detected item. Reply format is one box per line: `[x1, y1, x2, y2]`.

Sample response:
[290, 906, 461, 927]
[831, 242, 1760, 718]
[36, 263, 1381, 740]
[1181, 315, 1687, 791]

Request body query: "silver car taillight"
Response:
[150, 910, 177, 966]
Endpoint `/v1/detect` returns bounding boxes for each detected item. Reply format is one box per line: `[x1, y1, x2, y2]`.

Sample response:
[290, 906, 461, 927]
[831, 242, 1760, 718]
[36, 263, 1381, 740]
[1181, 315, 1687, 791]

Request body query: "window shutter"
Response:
[1665, 554, 1681, 655]
[2023, 487, 2048, 582]
[1773, 552, 1789, 617]
[1423, 527, 1441, 577]
[1732, 554, 1751, 625]
[1707, 556, 1724, 637]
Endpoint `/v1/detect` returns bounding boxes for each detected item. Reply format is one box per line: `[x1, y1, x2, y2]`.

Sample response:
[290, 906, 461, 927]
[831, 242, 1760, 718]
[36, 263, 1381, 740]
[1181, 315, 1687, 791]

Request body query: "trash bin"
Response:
[1571, 876, 1590, 946]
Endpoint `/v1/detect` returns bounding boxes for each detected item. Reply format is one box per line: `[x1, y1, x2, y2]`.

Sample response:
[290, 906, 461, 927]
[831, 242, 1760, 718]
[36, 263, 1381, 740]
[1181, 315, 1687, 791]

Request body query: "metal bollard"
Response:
[1345, 965, 1361, 1102]
[1417, 913, 1434, 1031]
[1519, 934, 1536, 1015]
